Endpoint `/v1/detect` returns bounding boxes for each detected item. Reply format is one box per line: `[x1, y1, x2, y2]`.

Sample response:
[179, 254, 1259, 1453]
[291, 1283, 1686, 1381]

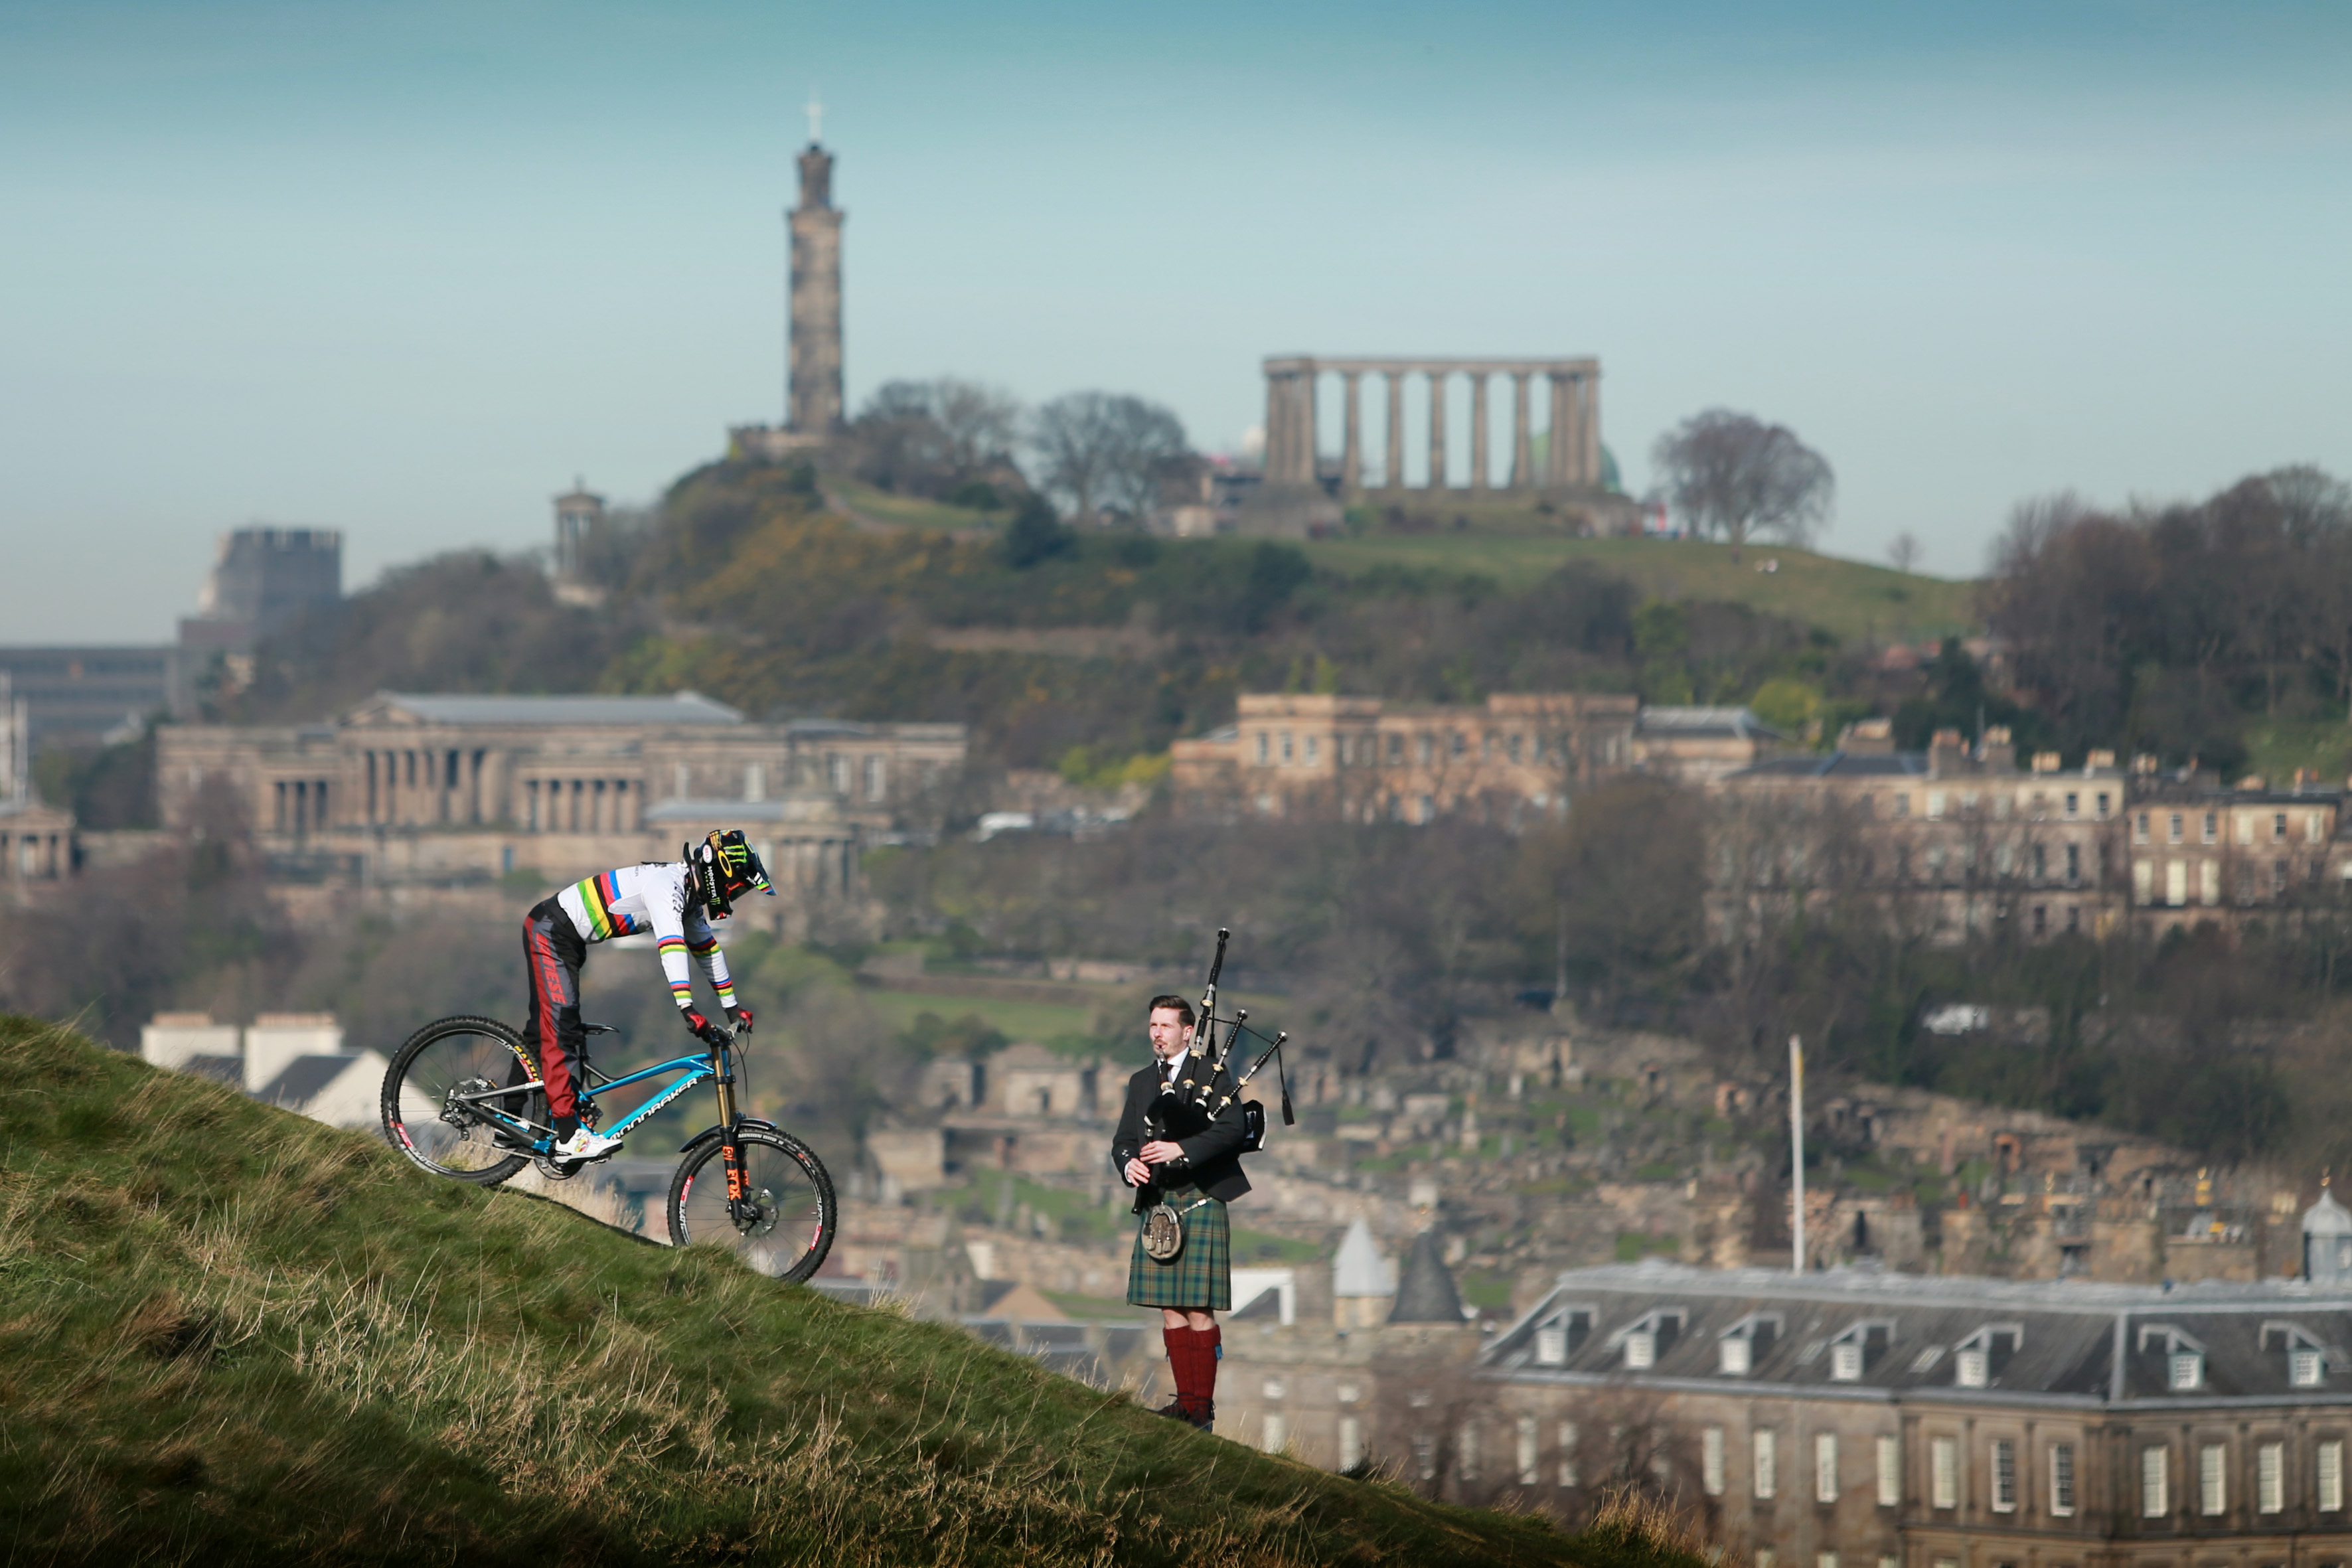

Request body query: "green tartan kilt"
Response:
[1126, 1186, 1231, 1310]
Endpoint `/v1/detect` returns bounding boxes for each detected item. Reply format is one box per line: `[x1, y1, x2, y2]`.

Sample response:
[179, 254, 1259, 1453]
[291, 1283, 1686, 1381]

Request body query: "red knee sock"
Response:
[1192, 1324, 1221, 1413]
[1162, 1324, 1196, 1407]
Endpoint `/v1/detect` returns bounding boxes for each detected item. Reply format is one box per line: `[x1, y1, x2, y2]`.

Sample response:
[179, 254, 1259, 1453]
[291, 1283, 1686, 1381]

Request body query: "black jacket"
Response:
[1109, 1055, 1251, 1204]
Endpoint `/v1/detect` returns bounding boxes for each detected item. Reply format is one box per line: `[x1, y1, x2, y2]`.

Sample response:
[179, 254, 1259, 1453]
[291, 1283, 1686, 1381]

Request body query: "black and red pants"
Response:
[520, 898, 589, 1131]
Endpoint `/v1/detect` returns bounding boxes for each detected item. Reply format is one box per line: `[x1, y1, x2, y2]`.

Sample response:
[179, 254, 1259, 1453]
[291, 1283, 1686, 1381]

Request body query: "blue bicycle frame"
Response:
[449, 1042, 726, 1156]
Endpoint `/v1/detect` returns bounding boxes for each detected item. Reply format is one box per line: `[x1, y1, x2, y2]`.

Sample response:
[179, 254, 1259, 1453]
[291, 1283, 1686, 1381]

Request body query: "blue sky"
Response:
[3, 0, 2348, 643]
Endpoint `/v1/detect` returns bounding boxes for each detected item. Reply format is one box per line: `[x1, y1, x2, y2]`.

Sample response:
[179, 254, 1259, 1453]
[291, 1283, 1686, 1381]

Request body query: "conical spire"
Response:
[1332, 1217, 1395, 1298]
[1388, 1229, 1466, 1324]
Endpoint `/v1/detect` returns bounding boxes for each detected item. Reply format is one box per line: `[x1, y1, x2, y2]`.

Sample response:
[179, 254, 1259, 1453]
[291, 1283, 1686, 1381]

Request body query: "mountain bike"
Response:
[378, 1014, 835, 1283]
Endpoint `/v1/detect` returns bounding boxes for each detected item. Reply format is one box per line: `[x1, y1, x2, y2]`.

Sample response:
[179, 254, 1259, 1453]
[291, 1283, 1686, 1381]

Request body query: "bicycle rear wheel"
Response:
[380, 1015, 542, 1186]
[666, 1127, 835, 1283]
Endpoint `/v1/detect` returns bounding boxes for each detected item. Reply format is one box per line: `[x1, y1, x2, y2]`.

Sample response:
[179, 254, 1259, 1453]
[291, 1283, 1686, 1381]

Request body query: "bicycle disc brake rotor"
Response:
[441, 1077, 496, 1134]
[734, 1186, 780, 1239]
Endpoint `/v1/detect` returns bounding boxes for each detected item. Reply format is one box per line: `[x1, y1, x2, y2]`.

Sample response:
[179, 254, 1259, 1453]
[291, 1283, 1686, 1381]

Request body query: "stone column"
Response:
[1385, 369, 1406, 489]
[1265, 366, 1318, 487]
[1548, 372, 1573, 487]
[1510, 372, 1533, 491]
[1340, 372, 1362, 495]
[1579, 370, 1603, 488]
[1426, 369, 1448, 491]
[1468, 372, 1490, 492]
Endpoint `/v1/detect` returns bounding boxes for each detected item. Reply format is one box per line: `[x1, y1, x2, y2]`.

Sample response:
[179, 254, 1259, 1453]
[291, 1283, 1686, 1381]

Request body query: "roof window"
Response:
[2139, 1324, 2209, 1391]
[1828, 1320, 1895, 1383]
[1605, 1307, 1686, 1371]
[1952, 1324, 2023, 1388]
[2262, 1322, 2327, 1387]
[1531, 1305, 1594, 1368]
[1718, 1311, 1783, 1376]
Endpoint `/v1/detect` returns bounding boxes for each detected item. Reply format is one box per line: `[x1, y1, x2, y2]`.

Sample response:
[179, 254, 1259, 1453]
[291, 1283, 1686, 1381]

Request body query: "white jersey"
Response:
[555, 861, 736, 1013]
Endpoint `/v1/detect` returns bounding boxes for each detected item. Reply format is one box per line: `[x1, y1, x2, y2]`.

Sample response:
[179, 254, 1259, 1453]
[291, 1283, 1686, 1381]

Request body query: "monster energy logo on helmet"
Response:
[687, 828, 773, 916]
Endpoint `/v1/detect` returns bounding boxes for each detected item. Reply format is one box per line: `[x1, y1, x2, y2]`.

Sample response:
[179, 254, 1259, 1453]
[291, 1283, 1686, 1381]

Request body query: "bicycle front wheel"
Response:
[666, 1127, 836, 1283]
[380, 1015, 542, 1186]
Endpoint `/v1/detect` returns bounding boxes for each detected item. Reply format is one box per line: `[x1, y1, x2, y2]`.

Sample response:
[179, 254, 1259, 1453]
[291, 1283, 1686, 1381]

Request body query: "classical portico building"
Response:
[154, 692, 966, 924]
[1261, 356, 1606, 497]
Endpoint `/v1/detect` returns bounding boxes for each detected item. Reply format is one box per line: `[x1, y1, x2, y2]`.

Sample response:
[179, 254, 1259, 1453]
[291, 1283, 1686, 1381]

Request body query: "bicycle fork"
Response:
[711, 1045, 756, 1224]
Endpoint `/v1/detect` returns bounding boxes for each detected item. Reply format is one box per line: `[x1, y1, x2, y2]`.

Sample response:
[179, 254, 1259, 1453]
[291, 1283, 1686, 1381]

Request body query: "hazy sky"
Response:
[3, 0, 2348, 643]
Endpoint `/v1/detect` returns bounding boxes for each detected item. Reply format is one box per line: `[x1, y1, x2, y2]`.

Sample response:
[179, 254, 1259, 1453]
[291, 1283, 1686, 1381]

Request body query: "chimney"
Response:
[1840, 717, 1895, 755]
[1929, 728, 1968, 778]
[2085, 749, 2116, 772]
[1979, 725, 2015, 772]
[2031, 751, 2063, 774]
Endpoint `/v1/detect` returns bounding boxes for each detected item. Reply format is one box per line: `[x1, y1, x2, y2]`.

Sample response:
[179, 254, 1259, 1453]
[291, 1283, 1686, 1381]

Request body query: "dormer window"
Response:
[1721, 1337, 1752, 1375]
[1624, 1332, 1656, 1369]
[1828, 1320, 1893, 1383]
[1832, 1342, 1864, 1381]
[2262, 1321, 2327, 1387]
[1606, 1306, 1685, 1372]
[1529, 1305, 1593, 1368]
[2141, 1323, 2209, 1392]
[1953, 1324, 2022, 1388]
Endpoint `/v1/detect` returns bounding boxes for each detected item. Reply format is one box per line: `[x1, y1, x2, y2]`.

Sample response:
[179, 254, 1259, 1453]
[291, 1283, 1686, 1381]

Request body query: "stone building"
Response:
[0, 795, 76, 895]
[152, 691, 966, 922]
[1710, 724, 2134, 946]
[1636, 706, 1785, 784]
[179, 526, 343, 653]
[730, 116, 846, 461]
[1170, 691, 1638, 823]
[2122, 776, 2348, 937]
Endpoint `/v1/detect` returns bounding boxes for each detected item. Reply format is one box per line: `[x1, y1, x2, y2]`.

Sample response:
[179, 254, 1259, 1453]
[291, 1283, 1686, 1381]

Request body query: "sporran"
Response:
[1141, 1201, 1185, 1262]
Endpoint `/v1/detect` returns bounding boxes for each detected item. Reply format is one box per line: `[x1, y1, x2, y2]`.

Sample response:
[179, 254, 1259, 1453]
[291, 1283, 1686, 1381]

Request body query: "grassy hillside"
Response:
[1306, 531, 1980, 645]
[0, 1014, 1657, 1567]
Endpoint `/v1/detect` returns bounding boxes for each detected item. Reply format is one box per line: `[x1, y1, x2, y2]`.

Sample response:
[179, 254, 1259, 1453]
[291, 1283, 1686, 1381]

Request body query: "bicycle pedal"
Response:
[532, 1154, 584, 1181]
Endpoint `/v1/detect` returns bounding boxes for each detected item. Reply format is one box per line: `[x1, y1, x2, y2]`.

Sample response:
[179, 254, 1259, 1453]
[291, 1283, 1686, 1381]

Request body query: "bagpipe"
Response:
[1137, 927, 1294, 1261]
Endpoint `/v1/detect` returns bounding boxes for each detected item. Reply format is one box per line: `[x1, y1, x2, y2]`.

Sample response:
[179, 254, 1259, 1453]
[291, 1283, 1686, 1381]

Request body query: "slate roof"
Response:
[1333, 1217, 1397, 1298]
[1485, 1261, 2352, 1407]
[1729, 750, 1930, 780]
[370, 692, 744, 726]
[1638, 706, 1782, 740]
[1390, 1230, 1468, 1324]
[256, 1053, 362, 1109]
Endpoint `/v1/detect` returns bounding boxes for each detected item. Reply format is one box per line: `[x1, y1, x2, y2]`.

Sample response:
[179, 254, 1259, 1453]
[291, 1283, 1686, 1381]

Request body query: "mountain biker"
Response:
[522, 828, 773, 1162]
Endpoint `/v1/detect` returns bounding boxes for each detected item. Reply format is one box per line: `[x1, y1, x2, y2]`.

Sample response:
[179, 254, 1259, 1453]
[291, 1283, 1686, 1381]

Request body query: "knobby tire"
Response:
[380, 1014, 542, 1187]
[666, 1127, 835, 1283]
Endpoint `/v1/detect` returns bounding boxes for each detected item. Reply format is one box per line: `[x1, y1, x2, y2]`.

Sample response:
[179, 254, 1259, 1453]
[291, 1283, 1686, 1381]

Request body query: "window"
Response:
[1304, 736, 1318, 765]
[1928, 791, 1947, 820]
[1458, 1423, 1478, 1480]
[1877, 1436, 1901, 1507]
[1518, 1417, 1540, 1486]
[1624, 1330, 1656, 1369]
[1992, 1439, 2017, 1512]
[1535, 1324, 1569, 1366]
[1832, 1342, 1863, 1381]
[2321, 1440, 2344, 1512]
[1956, 1348, 1989, 1387]
[1508, 734, 1523, 764]
[1261, 1377, 1286, 1400]
[2260, 1443, 2284, 1514]
[2143, 1447, 2169, 1517]
[2135, 811, 2151, 844]
[1721, 1336, 1752, 1375]
[2200, 1443, 2227, 1516]
[2051, 1443, 2077, 1517]
[1339, 1416, 1363, 1471]
[1894, 795, 1911, 819]
[2169, 812, 2185, 844]
[1262, 1413, 1287, 1452]
[2312, 812, 2329, 844]
[1559, 1422, 1579, 1486]
[2277, 812, 2290, 841]
[1280, 732, 1293, 763]
[1818, 1555, 1837, 1568]
[1703, 1427, 1726, 1496]
[1818, 1433, 1840, 1502]
[2204, 811, 2219, 844]
[2065, 791, 2080, 819]
[2098, 790, 2112, 818]
[2172, 1352, 2205, 1391]
[1756, 1429, 1778, 1499]
[1932, 1437, 1959, 1509]
[2296, 1348, 2324, 1387]
[1386, 733, 1402, 763]
[2238, 813, 2257, 846]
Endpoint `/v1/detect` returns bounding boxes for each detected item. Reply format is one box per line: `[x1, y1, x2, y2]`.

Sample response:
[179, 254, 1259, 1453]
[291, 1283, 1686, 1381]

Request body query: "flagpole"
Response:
[1790, 1035, 1805, 1275]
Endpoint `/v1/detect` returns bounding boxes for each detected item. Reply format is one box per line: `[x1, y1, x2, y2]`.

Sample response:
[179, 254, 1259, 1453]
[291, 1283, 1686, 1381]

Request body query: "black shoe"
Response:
[1192, 1400, 1215, 1432]
[1152, 1399, 1192, 1421]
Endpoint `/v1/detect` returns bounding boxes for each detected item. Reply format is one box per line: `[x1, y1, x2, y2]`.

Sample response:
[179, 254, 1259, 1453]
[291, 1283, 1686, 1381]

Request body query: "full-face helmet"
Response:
[687, 828, 773, 917]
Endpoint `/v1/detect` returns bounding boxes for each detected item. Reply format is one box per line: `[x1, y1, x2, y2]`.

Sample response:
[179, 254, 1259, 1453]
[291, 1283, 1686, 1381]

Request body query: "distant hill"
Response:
[217, 460, 1968, 771]
[0, 1014, 1640, 1566]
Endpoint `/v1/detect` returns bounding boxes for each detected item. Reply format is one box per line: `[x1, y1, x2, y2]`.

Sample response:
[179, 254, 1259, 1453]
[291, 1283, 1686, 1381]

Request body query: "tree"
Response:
[846, 378, 1024, 499]
[1887, 531, 1922, 573]
[931, 378, 1022, 476]
[1028, 392, 1191, 522]
[1650, 410, 1834, 550]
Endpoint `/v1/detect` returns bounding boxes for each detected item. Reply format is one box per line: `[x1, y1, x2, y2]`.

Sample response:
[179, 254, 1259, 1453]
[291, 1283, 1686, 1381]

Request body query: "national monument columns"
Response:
[1259, 357, 1603, 496]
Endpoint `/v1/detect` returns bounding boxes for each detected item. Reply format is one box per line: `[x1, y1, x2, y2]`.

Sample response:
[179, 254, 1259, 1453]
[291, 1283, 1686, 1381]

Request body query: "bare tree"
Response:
[1028, 392, 1191, 522]
[931, 378, 1023, 476]
[1887, 531, 1922, 574]
[1651, 410, 1834, 551]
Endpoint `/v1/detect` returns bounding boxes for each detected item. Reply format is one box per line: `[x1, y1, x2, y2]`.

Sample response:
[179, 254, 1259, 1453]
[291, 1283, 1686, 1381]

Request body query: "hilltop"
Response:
[208, 459, 1974, 773]
[0, 1014, 1675, 1567]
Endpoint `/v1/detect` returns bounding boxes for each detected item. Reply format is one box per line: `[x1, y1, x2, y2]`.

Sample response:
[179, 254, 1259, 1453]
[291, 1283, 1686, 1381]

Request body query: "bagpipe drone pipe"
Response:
[1135, 927, 1294, 1215]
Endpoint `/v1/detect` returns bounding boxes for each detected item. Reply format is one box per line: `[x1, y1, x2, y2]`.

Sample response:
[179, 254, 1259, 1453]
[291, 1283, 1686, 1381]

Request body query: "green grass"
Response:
[0, 1014, 1635, 1566]
[1229, 1227, 1326, 1267]
[863, 988, 1097, 1044]
[2240, 717, 2352, 788]
[1304, 530, 1980, 644]
[1612, 1232, 1682, 1263]
[828, 475, 1004, 532]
